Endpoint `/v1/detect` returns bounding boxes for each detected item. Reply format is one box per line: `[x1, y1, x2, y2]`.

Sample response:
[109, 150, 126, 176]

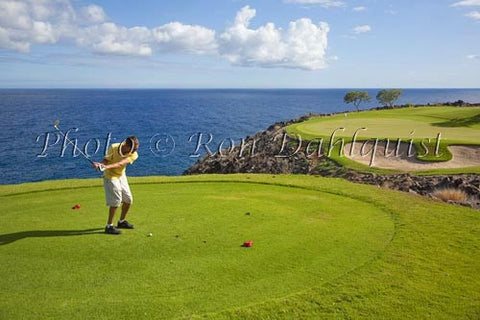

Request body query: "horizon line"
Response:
[1, 87, 479, 90]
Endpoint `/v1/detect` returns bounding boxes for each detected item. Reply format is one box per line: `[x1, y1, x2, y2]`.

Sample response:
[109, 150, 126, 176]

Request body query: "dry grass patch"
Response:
[432, 188, 468, 202]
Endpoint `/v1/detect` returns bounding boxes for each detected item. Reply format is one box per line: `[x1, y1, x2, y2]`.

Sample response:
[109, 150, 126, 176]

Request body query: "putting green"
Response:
[0, 178, 394, 319]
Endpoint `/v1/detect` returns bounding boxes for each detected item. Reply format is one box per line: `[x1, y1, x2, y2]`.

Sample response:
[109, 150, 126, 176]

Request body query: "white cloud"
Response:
[451, 1, 480, 21]
[77, 21, 217, 57]
[0, 0, 75, 52]
[219, 6, 330, 70]
[0, 2, 332, 71]
[451, 0, 480, 7]
[152, 22, 217, 54]
[77, 23, 153, 56]
[80, 5, 107, 24]
[353, 6, 367, 11]
[284, 0, 345, 8]
[0, 0, 216, 56]
[465, 10, 480, 19]
[467, 54, 480, 59]
[353, 25, 371, 34]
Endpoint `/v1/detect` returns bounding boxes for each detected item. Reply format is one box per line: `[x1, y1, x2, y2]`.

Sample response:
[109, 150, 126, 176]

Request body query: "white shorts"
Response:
[103, 175, 133, 207]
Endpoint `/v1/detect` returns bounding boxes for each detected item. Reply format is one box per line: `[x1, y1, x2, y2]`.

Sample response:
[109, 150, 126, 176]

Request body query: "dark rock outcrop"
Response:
[184, 117, 321, 176]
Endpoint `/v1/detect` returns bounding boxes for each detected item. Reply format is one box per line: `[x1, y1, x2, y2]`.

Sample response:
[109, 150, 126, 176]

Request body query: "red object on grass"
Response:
[72, 204, 81, 210]
[243, 241, 253, 247]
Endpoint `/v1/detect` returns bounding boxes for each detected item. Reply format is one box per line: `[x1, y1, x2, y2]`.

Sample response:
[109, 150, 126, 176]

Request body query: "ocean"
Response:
[1, 88, 479, 185]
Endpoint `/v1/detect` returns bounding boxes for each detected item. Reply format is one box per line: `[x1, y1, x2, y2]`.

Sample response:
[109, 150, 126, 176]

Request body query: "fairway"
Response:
[286, 106, 480, 172]
[287, 106, 480, 143]
[1, 175, 479, 319]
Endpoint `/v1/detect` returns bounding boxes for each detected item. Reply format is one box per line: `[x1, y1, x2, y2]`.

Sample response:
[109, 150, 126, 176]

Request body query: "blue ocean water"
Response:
[1, 88, 480, 185]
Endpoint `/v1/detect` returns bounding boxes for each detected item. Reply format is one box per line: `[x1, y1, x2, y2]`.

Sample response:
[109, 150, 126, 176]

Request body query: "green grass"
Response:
[1, 174, 479, 319]
[288, 106, 480, 142]
[286, 106, 480, 174]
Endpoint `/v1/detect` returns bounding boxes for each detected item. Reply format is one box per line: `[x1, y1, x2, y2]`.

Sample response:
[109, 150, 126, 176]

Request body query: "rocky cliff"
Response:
[185, 106, 480, 209]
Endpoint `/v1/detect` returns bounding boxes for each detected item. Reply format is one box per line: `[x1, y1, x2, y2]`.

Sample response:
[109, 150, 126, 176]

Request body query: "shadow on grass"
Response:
[0, 228, 104, 245]
[433, 113, 480, 127]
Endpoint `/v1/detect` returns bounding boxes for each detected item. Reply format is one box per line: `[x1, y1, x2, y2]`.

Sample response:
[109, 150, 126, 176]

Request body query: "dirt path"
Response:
[343, 142, 480, 171]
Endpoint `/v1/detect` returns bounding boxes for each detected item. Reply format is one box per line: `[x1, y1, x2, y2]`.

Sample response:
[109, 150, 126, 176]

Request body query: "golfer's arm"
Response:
[103, 158, 130, 170]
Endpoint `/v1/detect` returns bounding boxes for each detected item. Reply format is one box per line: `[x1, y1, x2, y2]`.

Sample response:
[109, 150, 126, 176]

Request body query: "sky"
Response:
[0, 0, 479, 88]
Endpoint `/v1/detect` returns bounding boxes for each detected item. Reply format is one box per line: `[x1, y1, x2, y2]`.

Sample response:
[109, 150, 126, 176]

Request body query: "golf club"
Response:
[53, 120, 105, 172]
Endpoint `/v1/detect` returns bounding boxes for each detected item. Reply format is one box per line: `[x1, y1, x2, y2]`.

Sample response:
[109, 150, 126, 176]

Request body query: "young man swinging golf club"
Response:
[93, 136, 139, 235]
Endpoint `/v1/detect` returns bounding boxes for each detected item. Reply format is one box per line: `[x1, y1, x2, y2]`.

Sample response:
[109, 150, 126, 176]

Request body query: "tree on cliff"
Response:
[376, 89, 403, 107]
[343, 91, 372, 112]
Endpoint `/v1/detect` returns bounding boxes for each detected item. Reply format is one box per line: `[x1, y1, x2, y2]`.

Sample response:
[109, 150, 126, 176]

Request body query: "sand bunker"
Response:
[343, 142, 480, 171]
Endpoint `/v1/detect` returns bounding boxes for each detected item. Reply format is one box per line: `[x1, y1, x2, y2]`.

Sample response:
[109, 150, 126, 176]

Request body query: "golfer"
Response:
[93, 136, 139, 235]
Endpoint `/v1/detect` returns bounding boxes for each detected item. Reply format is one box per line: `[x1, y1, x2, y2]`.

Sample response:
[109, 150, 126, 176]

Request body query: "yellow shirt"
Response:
[103, 143, 138, 179]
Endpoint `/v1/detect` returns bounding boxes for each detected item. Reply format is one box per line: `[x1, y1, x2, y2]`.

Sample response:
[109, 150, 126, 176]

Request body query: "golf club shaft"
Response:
[54, 125, 94, 164]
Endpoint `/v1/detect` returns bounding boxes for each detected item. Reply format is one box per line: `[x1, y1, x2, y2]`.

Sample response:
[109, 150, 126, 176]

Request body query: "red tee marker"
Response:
[72, 204, 81, 210]
[243, 241, 253, 247]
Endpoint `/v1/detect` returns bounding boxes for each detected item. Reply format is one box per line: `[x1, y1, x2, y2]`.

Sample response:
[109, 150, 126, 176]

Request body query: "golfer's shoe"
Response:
[117, 220, 135, 229]
[105, 225, 122, 235]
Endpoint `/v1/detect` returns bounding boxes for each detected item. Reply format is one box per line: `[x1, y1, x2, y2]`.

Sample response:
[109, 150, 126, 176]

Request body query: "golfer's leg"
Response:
[120, 175, 133, 221]
[108, 206, 118, 225]
[104, 178, 122, 225]
[120, 202, 130, 220]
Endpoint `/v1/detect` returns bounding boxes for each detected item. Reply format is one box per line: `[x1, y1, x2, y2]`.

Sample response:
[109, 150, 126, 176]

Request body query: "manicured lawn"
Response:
[1, 174, 479, 319]
[286, 106, 480, 173]
[287, 106, 480, 143]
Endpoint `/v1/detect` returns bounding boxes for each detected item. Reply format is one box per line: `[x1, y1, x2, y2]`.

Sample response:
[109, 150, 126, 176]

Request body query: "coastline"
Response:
[185, 102, 480, 209]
